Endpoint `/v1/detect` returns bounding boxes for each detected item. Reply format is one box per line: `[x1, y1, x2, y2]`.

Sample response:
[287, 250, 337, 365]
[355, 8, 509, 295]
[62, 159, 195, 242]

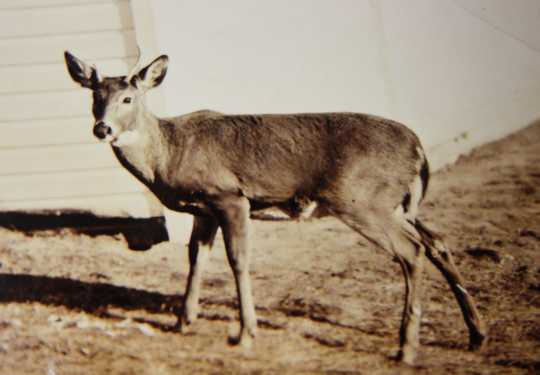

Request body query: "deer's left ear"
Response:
[132, 55, 168, 91]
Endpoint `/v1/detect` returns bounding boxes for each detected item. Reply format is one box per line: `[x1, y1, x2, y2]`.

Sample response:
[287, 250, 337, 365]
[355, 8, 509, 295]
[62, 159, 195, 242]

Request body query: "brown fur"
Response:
[123, 112, 423, 218]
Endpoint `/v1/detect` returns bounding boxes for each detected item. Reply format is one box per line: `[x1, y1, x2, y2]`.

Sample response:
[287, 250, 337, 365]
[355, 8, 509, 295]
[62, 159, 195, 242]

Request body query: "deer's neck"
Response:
[111, 111, 168, 188]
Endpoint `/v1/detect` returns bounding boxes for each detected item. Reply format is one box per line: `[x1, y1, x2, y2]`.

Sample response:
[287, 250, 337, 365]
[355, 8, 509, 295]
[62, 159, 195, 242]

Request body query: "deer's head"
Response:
[64, 51, 168, 146]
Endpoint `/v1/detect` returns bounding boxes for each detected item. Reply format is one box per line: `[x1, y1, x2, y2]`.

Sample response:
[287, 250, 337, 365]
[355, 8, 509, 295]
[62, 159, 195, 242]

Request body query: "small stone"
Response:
[465, 247, 502, 263]
[137, 323, 156, 337]
[519, 229, 540, 240]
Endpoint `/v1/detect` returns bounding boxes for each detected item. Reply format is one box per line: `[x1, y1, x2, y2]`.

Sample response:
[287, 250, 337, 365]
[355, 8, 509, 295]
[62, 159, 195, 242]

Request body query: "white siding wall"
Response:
[0, 0, 162, 218]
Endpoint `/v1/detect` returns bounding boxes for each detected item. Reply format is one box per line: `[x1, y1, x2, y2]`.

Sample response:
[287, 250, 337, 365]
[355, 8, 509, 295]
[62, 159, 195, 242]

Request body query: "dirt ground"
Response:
[0, 122, 539, 375]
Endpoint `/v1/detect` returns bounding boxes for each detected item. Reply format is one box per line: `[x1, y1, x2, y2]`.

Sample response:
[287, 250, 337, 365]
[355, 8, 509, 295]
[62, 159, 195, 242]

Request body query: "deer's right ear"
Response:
[64, 51, 100, 89]
[132, 55, 169, 91]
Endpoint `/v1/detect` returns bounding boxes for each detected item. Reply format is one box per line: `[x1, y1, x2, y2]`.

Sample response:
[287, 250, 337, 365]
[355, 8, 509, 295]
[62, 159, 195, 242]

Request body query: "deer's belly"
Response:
[249, 200, 327, 221]
[158, 187, 327, 221]
[157, 192, 213, 217]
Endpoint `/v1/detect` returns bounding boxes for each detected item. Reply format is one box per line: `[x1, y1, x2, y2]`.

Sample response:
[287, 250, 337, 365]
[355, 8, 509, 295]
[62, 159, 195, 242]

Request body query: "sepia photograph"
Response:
[0, 0, 538, 374]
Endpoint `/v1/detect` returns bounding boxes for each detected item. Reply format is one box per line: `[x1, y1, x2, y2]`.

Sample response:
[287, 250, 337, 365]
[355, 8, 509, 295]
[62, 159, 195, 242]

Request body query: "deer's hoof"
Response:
[240, 334, 253, 350]
[396, 347, 417, 366]
[179, 323, 192, 335]
[173, 317, 194, 335]
[469, 331, 488, 352]
[228, 329, 255, 349]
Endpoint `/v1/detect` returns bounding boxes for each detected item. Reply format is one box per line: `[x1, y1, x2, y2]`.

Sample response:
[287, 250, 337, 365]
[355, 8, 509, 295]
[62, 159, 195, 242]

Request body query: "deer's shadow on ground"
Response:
[0, 272, 469, 353]
[0, 273, 186, 331]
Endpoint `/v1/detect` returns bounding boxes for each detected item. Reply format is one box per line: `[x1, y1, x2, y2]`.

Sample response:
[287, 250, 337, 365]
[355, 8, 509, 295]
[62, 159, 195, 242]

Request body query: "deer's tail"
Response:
[402, 152, 430, 222]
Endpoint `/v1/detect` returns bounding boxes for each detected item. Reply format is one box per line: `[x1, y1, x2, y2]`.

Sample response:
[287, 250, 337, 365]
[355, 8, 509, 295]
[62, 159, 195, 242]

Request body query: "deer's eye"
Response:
[123, 97, 132, 104]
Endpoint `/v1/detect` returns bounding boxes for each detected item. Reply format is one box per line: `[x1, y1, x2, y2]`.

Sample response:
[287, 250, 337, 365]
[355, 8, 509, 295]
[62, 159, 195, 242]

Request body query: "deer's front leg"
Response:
[216, 196, 257, 348]
[179, 215, 218, 333]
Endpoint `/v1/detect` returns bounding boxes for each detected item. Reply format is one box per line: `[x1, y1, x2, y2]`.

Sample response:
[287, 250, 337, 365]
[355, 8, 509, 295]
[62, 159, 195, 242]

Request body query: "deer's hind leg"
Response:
[415, 220, 487, 350]
[179, 215, 219, 333]
[335, 207, 427, 365]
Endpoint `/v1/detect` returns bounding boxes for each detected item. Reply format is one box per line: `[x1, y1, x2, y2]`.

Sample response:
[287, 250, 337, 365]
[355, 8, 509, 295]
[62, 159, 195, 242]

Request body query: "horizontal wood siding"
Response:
[0, 1, 119, 9]
[0, 1, 132, 38]
[0, 0, 161, 218]
[0, 144, 121, 175]
[1, 117, 93, 147]
[0, 169, 145, 202]
[0, 193, 160, 218]
[1, 29, 137, 66]
[0, 91, 91, 121]
[0, 58, 135, 94]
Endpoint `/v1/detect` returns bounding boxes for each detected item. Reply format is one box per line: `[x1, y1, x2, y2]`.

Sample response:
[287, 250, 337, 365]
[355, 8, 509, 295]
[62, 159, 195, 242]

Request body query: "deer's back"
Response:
[163, 112, 424, 205]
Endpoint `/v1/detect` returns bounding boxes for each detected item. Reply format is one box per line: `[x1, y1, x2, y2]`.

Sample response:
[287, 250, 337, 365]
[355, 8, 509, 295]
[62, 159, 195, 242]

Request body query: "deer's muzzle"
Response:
[93, 121, 113, 140]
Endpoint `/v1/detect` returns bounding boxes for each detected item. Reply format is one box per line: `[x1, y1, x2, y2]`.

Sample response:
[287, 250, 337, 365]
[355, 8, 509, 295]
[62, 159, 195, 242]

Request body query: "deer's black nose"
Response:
[93, 121, 112, 140]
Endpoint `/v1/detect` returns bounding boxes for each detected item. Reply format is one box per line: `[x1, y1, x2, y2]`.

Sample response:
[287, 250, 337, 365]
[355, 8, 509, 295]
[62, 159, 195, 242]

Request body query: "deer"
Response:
[64, 51, 486, 364]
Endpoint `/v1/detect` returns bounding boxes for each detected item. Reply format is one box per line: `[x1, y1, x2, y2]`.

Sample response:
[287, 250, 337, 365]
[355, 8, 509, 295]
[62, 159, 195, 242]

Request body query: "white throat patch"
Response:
[112, 130, 140, 147]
